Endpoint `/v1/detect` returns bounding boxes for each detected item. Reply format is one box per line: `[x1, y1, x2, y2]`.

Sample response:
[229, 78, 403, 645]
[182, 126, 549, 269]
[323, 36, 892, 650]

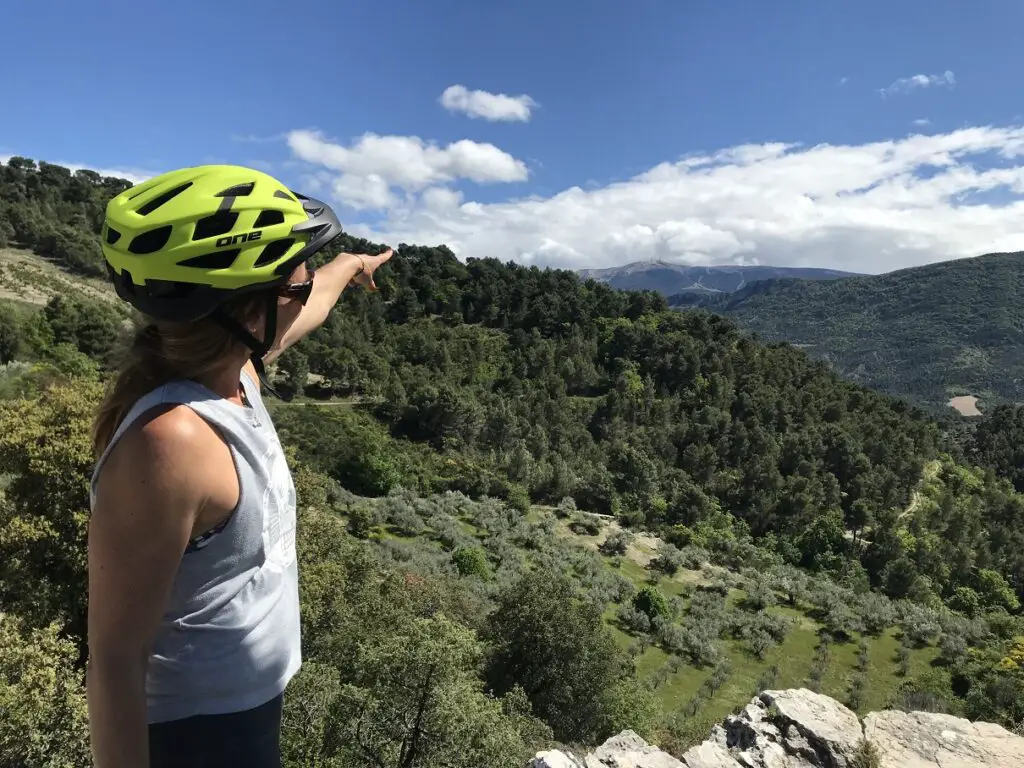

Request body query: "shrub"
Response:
[633, 585, 670, 622]
[452, 546, 490, 579]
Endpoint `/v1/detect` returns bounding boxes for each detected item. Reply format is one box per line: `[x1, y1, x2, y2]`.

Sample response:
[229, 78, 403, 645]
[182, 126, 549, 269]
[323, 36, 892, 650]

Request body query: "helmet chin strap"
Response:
[211, 293, 290, 401]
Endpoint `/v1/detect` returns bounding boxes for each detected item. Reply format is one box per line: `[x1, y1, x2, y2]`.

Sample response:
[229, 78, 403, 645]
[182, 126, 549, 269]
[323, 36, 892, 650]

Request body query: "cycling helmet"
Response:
[102, 164, 341, 321]
[102, 164, 343, 395]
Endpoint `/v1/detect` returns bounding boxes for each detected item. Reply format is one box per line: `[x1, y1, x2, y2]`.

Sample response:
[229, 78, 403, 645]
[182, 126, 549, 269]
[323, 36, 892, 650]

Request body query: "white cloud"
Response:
[912, 118, 932, 127]
[439, 84, 537, 122]
[287, 124, 1024, 274]
[880, 70, 955, 97]
[286, 129, 528, 210]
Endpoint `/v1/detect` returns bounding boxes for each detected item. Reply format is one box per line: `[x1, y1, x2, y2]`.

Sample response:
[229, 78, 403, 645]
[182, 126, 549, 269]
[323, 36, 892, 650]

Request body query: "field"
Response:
[0, 247, 117, 307]
[346, 491, 940, 747]
[948, 394, 982, 417]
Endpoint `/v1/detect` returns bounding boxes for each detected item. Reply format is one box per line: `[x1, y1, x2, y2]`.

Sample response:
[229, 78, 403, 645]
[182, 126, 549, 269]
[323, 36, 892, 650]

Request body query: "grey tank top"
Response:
[89, 372, 301, 724]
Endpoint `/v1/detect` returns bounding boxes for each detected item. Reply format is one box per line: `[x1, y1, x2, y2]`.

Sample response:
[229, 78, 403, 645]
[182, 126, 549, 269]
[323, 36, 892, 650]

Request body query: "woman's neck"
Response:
[193, 364, 247, 404]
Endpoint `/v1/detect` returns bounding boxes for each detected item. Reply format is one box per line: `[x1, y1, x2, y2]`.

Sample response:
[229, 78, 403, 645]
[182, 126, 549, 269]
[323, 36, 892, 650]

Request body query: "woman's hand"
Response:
[349, 248, 394, 292]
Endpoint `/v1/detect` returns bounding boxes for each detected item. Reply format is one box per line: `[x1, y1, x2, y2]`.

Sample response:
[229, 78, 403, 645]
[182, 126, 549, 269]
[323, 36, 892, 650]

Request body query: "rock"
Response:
[863, 709, 1024, 768]
[530, 750, 586, 768]
[758, 689, 864, 768]
[527, 689, 1024, 768]
[584, 729, 685, 767]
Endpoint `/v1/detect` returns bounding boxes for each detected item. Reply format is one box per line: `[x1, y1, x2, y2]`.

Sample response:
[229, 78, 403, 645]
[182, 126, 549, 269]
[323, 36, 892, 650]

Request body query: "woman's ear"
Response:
[234, 295, 267, 335]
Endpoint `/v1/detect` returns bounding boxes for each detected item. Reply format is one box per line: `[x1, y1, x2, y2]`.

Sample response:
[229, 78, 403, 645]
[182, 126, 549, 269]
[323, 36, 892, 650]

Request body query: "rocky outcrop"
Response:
[529, 688, 1024, 768]
[864, 709, 1024, 767]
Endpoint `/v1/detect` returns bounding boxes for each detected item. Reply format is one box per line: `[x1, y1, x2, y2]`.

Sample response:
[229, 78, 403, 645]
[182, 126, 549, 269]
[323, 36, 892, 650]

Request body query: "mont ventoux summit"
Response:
[7, 4, 1024, 767]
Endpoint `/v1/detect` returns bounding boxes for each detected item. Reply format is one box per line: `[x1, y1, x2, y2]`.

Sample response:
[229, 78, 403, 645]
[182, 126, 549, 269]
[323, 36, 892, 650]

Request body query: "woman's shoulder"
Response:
[99, 403, 228, 495]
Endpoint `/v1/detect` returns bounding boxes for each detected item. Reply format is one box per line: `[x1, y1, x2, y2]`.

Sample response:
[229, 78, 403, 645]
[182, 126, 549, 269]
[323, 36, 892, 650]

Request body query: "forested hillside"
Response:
[668, 254, 1024, 412]
[4, 157, 1024, 766]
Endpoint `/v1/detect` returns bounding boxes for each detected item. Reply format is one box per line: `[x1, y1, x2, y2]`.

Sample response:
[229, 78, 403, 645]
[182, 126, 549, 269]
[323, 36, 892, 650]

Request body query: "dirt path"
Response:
[896, 459, 941, 524]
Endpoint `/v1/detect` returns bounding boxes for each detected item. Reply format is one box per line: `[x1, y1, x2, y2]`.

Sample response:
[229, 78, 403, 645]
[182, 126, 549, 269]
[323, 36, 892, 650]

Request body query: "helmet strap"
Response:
[211, 293, 290, 401]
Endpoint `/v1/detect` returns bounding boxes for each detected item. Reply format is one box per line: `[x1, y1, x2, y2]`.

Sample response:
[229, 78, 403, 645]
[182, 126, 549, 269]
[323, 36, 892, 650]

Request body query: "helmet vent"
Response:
[216, 182, 255, 197]
[136, 182, 193, 216]
[192, 211, 240, 241]
[180, 249, 240, 270]
[105, 226, 122, 245]
[255, 238, 296, 268]
[274, 189, 297, 202]
[128, 225, 173, 254]
[147, 279, 195, 299]
[126, 178, 161, 200]
[254, 210, 285, 228]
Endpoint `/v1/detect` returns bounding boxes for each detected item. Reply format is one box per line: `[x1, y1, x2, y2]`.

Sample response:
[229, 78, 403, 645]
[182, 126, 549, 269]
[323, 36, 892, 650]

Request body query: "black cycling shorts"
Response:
[148, 694, 283, 768]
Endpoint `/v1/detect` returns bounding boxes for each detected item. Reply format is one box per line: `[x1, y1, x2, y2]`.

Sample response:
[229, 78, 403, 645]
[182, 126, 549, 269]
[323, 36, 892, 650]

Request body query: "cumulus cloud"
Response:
[439, 84, 537, 122]
[286, 129, 528, 210]
[880, 70, 955, 97]
[288, 124, 1024, 274]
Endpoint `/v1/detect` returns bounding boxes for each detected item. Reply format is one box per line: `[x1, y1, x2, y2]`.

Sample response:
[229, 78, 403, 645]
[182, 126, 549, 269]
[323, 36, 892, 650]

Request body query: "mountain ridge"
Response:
[667, 251, 1024, 411]
[578, 260, 863, 295]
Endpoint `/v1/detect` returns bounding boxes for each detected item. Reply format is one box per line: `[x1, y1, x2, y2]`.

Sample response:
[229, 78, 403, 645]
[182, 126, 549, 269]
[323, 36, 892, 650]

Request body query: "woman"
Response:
[85, 164, 392, 767]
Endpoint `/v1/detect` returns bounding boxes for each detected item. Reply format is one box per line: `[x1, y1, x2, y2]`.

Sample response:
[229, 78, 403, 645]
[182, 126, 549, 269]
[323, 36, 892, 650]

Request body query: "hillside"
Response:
[578, 261, 860, 296]
[4, 157, 1024, 767]
[668, 252, 1024, 413]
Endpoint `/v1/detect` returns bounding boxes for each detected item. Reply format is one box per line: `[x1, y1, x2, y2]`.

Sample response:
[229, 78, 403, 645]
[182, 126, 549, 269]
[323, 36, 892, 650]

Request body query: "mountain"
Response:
[578, 260, 861, 296]
[668, 252, 1024, 414]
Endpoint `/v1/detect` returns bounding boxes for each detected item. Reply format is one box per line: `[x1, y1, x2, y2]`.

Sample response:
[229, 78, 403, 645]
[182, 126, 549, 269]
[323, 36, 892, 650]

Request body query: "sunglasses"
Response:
[277, 270, 315, 305]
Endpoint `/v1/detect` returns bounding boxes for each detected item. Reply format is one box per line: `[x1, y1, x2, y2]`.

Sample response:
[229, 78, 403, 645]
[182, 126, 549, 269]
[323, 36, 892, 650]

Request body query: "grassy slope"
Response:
[357, 500, 938, 743]
[0, 247, 117, 307]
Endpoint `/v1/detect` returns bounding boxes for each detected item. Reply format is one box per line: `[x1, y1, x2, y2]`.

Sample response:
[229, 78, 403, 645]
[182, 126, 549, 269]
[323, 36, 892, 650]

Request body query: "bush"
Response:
[569, 513, 603, 536]
[452, 546, 490, 579]
[650, 542, 684, 576]
[347, 504, 378, 538]
[555, 496, 577, 518]
[633, 585, 670, 622]
[600, 529, 633, 556]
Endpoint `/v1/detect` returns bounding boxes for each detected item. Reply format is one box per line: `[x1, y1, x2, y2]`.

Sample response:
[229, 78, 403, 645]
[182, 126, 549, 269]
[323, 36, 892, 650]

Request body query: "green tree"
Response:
[483, 570, 655, 744]
[452, 546, 490, 579]
[323, 615, 542, 768]
[632, 585, 669, 622]
[0, 612, 90, 768]
[0, 380, 102, 654]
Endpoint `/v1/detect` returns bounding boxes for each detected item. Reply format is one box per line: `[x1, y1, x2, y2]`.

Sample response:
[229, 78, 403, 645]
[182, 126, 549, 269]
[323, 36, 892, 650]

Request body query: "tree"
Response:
[277, 347, 310, 399]
[0, 379, 102, 657]
[0, 303, 22, 363]
[323, 615, 543, 768]
[633, 585, 669, 622]
[0, 612, 90, 768]
[452, 546, 490, 579]
[483, 570, 655, 744]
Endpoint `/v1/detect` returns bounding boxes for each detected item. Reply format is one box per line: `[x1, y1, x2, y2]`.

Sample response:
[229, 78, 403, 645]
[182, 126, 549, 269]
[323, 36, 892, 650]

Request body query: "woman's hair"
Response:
[92, 293, 265, 457]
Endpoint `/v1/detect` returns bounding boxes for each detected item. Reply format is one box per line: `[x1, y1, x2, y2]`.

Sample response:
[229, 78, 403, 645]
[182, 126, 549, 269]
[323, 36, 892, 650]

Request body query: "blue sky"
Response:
[3, 0, 1024, 272]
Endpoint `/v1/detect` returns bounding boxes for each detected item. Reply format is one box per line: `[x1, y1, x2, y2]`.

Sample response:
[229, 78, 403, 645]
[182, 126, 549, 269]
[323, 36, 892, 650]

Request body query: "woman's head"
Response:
[92, 164, 341, 455]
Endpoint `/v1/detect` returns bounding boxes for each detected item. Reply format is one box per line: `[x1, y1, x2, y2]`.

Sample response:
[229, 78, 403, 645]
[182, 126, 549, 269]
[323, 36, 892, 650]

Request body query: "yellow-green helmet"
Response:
[102, 164, 342, 321]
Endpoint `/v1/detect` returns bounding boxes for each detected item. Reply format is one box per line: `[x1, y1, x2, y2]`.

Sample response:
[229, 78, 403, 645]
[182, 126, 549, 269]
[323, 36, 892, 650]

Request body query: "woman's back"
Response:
[90, 372, 300, 724]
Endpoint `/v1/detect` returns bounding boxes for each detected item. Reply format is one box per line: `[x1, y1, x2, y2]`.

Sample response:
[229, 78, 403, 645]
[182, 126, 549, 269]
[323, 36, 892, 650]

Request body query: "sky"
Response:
[3, 0, 1024, 274]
